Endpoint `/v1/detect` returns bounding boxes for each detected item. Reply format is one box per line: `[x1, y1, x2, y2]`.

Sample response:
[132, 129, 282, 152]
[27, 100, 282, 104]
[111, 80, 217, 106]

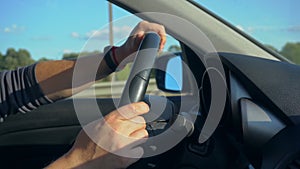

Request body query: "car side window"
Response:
[1, 1, 181, 98]
[75, 3, 182, 98]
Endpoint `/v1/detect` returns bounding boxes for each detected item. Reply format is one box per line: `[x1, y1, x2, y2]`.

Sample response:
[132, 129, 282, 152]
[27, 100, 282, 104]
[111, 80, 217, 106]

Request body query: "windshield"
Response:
[194, 0, 300, 65]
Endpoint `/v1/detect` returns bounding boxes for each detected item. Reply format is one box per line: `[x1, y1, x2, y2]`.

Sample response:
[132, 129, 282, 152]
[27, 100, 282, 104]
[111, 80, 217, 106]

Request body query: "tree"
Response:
[62, 53, 79, 60]
[2, 48, 19, 70]
[62, 51, 101, 60]
[280, 42, 300, 64]
[17, 49, 35, 66]
[38, 57, 52, 62]
[0, 48, 35, 70]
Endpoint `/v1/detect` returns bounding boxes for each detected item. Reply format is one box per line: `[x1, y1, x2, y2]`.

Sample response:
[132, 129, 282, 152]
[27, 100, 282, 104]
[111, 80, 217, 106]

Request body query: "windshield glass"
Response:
[194, 0, 300, 65]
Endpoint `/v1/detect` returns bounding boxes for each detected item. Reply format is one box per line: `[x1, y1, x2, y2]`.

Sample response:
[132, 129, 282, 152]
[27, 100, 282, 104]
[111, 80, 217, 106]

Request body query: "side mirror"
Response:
[155, 52, 183, 93]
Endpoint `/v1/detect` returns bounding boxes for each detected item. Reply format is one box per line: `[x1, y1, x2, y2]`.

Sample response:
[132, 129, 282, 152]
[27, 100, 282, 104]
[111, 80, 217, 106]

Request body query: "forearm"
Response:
[45, 154, 73, 169]
[36, 46, 129, 101]
[45, 147, 121, 169]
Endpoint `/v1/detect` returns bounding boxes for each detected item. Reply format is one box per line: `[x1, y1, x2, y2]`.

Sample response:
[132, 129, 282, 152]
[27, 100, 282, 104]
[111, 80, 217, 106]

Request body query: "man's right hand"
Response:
[46, 102, 149, 169]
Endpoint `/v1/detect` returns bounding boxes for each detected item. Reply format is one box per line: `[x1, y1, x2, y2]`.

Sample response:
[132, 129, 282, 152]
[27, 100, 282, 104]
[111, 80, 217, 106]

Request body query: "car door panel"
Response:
[0, 95, 180, 168]
[0, 98, 116, 169]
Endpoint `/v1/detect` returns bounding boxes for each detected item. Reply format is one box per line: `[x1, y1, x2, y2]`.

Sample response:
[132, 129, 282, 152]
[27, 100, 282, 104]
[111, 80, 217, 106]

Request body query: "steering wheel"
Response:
[118, 32, 160, 107]
[118, 32, 194, 160]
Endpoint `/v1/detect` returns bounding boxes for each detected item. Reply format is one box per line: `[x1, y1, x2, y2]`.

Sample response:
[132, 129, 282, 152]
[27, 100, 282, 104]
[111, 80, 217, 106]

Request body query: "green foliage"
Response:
[0, 52, 2, 58]
[114, 64, 132, 81]
[0, 48, 35, 70]
[62, 51, 101, 60]
[62, 53, 79, 60]
[265, 43, 300, 65]
[280, 42, 300, 64]
[1, 41, 300, 73]
[38, 57, 52, 62]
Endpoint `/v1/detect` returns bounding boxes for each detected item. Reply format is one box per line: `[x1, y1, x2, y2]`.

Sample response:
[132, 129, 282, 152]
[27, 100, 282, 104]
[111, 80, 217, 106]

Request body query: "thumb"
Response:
[133, 31, 145, 48]
[115, 102, 149, 120]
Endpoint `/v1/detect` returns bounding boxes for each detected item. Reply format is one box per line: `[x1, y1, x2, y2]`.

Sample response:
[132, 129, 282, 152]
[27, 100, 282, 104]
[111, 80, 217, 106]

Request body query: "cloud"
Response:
[238, 25, 300, 33]
[2, 24, 25, 33]
[114, 26, 132, 38]
[71, 32, 80, 38]
[4, 27, 11, 33]
[286, 25, 300, 32]
[85, 29, 109, 40]
[71, 25, 133, 41]
[236, 25, 244, 31]
[234, 25, 271, 33]
[63, 49, 73, 54]
[246, 26, 276, 33]
[87, 26, 132, 40]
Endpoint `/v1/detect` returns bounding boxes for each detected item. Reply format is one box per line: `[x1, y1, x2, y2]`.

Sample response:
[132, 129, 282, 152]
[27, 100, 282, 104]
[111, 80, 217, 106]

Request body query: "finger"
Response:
[129, 128, 148, 139]
[116, 102, 149, 120]
[130, 115, 146, 124]
[159, 33, 167, 51]
[153, 24, 166, 51]
[134, 32, 145, 50]
[115, 121, 146, 136]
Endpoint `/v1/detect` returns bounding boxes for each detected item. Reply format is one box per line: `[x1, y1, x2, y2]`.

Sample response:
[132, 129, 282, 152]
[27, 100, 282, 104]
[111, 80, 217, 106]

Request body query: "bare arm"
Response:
[35, 47, 125, 101]
[36, 21, 166, 101]
[43, 21, 166, 169]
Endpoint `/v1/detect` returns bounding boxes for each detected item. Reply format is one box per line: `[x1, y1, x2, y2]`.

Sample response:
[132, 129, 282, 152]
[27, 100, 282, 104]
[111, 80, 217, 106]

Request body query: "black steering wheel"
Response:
[118, 32, 194, 160]
[118, 32, 160, 107]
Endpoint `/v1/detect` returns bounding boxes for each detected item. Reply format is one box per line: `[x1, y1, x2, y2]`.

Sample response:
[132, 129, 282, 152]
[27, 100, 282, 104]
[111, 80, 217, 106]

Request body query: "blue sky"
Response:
[1, 0, 299, 60]
[196, 0, 300, 49]
[0, 0, 130, 60]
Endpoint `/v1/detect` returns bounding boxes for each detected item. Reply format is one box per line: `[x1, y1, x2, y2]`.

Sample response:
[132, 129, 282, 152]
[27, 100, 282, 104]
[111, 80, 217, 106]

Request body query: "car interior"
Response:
[0, 1, 299, 169]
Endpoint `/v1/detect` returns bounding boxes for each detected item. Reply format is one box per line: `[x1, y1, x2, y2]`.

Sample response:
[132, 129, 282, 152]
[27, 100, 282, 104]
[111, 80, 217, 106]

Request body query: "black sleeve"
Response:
[0, 64, 53, 121]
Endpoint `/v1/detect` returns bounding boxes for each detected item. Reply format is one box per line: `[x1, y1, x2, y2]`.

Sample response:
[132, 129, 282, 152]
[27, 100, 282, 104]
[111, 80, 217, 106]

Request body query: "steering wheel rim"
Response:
[117, 32, 197, 159]
[118, 32, 161, 108]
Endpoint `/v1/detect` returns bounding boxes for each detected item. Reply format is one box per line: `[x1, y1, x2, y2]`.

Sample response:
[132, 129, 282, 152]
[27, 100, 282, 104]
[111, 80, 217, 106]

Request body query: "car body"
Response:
[1, 0, 299, 169]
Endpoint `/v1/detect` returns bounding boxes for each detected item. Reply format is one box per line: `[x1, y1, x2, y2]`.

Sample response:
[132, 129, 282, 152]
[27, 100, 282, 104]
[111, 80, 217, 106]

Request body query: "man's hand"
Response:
[46, 102, 149, 169]
[115, 21, 166, 65]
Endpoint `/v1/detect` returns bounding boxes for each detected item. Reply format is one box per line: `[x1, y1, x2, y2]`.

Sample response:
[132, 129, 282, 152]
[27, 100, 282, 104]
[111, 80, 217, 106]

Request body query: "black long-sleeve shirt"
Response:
[0, 64, 52, 121]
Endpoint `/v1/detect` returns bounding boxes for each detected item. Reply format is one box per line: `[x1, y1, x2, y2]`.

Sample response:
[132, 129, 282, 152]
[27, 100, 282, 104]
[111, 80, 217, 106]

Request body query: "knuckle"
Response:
[139, 20, 147, 26]
[144, 129, 149, 137]
[104, 115, 115, 123]
[138, 116, 146, 124]
[112, 122, 123, 131]
[159, 25, 165, 30]
[141, 129, 149, 137]
[127, 104, 136, 112]
[142, 123, 147, 129]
